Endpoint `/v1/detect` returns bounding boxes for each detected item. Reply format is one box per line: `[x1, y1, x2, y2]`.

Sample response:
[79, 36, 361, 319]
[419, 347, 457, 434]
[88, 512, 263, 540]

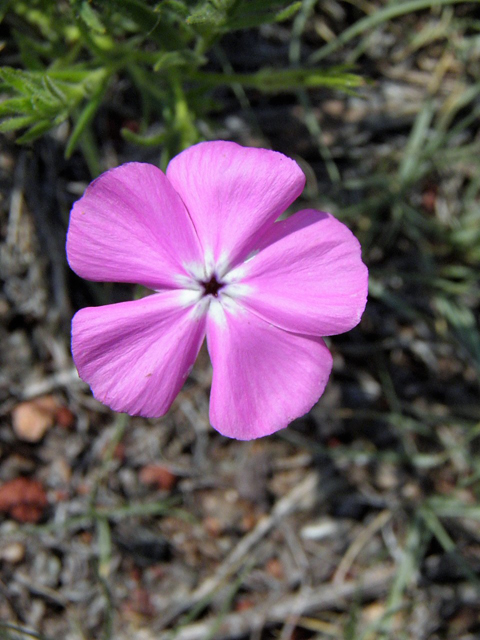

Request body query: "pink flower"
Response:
[66, 141, 368, 440]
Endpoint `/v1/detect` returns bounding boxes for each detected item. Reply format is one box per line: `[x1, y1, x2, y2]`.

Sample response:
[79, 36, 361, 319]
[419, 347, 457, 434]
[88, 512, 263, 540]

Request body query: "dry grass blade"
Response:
[157, 472, 320, 627]
[149, 566, 395, 640]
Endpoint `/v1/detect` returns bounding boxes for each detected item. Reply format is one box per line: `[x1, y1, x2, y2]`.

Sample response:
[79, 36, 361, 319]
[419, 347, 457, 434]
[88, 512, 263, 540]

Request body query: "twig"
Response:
[333, 509, 392, 585]
[20, 368, 84, 399]
[157, 472, 321, 628]
[151, 565, 395, 640]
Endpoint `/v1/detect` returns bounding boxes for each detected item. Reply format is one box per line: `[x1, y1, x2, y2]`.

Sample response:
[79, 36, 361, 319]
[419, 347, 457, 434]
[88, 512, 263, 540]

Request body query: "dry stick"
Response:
[152, 565, 395, 640]
[21, 368, 83, 399]
[157, 472, 321, 628]
[333, 509, 393, 585]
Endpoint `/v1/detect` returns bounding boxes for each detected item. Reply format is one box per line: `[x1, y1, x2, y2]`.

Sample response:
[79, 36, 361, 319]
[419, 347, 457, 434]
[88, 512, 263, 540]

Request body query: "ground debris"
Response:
[0, 476, 48, 523]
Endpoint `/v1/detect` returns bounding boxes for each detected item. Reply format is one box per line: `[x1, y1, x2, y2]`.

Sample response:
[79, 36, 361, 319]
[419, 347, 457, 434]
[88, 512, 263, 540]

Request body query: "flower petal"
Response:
[233, 210, 368, 336]
[66, 163, 202, 289]
[72, 291, 207, 417]
[166, 141, 305, 270]
[206, 298, 332, 440]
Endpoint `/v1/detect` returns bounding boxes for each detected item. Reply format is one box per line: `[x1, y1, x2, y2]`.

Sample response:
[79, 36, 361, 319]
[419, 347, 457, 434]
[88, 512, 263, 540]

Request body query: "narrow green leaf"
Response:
[79, 0, 106, 34]
[0, 66, 40, 94]
[13, 30, 45, 70]
[399, 100, 436, 185]
[153, 49, 206, 72]
[42, 75, 69, 104]
[273, 1, 302, 22]
[17, 119, 55, 142]
[106, 0, 179, 48]
[121, 127, 166, 146]
[382, 517, 428, 633]
[96, 517, 112, 579]
[224, 1, 301, 29]
[189, 66, 364, 92]
[161, 0, 190, 18]
[65, 76, 109, 158]
[0, 114, 37, 132]
[187, 2, 224, 27]
[435, 297, 480, 371]
[0, 97, 32, 117]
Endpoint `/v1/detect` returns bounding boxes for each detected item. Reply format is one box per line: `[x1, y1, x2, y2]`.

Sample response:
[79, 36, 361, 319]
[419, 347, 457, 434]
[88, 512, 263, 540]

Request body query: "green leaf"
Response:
[65, 76, 109, 158]
[159, 0, 190, 18]
[224, 1, 301, 30]
[0, 66, 108, 142]
[0, 97, 32, 117]
[120, 127, 167, 146]
[13, 30, 46, 70]
[186, 0, 301, 30]
[272, 1, 301, 23]
[0, 114, 37, 132]
[78, 0, 106, 34]
[96, 517, 112, 578]
[101, 0, 180, 48]
[153, 49, 206, 72]
[190, 66, 364, 93]
[435, 297, 480, 372]
[0, 66, 40, 94]
[16, 119, 55, 142]
[186, 2, 224, 27]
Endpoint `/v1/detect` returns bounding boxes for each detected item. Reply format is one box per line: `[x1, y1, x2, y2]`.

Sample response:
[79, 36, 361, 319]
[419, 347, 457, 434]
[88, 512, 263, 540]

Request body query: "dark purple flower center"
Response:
[201, 275, 224, 297]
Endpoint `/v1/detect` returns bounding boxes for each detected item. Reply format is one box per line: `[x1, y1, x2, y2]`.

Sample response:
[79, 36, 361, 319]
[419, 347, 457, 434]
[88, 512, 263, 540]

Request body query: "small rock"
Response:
[265, 557, 284, 580]
[139, 464, 177, 491]
[47, 457, 72, 489]
[0, 477, 48, 523]
[235, 597, 255, 611]
[12, 396, 58, 442]
[0, 542, 25, 563]
[300, 517, 342, 541]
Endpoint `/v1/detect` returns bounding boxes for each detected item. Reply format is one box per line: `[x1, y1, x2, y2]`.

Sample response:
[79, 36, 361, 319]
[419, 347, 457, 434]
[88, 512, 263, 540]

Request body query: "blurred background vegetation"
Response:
[1, 1, 480, 639]
[0, 0, 362, 170]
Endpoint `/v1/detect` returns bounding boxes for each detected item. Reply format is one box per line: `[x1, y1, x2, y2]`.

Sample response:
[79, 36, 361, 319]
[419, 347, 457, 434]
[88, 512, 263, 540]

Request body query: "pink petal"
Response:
[166, 141, 305, 269]
[66, 163, 202, 289]
[72, 291, 206, 417]
[206, 299, 333, 440]
[236, 210, 368, 336]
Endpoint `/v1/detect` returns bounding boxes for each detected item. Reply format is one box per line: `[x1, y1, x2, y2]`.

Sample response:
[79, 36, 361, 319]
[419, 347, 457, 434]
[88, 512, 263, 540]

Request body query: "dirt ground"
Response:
[1, 2, 480, 639]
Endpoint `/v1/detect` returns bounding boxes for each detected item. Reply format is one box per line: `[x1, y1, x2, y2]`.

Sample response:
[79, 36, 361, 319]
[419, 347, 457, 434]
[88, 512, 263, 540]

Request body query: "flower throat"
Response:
[201, 274, 224, 297]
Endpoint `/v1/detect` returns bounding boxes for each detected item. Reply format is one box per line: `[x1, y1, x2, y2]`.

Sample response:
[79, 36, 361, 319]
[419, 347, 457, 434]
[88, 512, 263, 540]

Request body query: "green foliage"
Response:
[185, 0, 302, 31]
[0, 66, 109, 144]
[190, 65, 364, 92]
[0, 0, 362, 166]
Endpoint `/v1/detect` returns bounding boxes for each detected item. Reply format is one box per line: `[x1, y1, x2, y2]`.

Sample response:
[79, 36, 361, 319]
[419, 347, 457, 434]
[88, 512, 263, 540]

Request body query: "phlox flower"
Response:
[66, 141, 368, 440]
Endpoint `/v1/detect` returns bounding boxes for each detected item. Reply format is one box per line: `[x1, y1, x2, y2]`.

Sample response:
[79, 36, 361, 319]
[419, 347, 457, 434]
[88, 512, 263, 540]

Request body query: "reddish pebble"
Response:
[204, 516, 222, 537]
[265, 557, 284, 579]
[139, 464, 177, 491]
[53, 489, 69, 502]
[0, 477, 48, 523]
[422, 185, 437, 213]
[327, 437, 342, 448]
[235, 597, 255, 612]
[113, 443, 126, 461]
[240, 512, 256, 532]
[124, 587, 155, 618]
[55, 406, 75, 429]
